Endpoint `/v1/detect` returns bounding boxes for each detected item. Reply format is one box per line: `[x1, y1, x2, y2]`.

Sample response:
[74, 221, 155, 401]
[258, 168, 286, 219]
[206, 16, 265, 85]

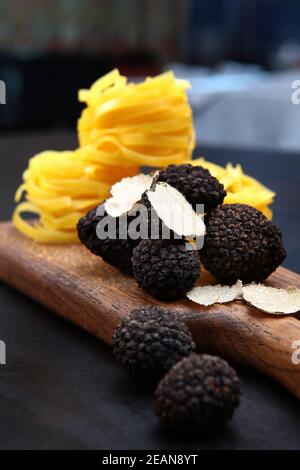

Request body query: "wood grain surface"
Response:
[0, 222, 300, 398]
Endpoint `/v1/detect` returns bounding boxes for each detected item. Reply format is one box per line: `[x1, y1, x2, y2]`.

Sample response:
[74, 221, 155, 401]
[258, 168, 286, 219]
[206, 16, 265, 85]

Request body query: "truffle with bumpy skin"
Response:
[77, 204, 140, 274]
[154, 354, 241, 430]
[200, 204, 286, 285]
[156, 164, 226, 211]
[112, 306, 195, 378]
[132, 239, 200, 301]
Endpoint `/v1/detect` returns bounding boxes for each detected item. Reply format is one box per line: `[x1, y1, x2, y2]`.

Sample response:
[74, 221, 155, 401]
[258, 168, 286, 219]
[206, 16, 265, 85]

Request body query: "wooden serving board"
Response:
[0, 222, 300, 398]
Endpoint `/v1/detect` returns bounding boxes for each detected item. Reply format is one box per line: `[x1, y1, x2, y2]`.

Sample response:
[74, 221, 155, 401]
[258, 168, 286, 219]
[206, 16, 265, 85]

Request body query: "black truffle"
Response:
[77, 204, 140, 274]
[156, 164, 226, 211]
[200, 204, 286, 284]
[132, 239, 200, 301]
[112, 306, 195, 378]
[154, 354, 241, 430]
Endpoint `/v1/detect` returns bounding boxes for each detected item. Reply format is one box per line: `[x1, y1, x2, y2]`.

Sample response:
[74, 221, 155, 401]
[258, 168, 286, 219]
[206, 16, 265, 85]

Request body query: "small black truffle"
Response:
[112, 306, 195, 378]
[156, 164, 226, 211]
[77, 205, 140, 274]
[132, 239, 200, 301]
[154, 354, 241, 430]
[200, 204, 286, 284]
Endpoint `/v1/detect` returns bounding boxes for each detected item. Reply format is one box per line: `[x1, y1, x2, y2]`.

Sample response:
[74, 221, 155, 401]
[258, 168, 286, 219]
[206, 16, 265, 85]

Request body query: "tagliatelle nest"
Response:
[13, 149, 138, 243]
[78, 69, 195, 167]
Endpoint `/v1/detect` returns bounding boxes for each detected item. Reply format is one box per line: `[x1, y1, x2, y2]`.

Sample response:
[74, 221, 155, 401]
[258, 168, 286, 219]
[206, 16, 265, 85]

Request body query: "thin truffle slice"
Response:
[242, 284, 300, 314]
[105, 173, 154, 217]
[187, 280, 243, 306]
[156, 163, 226, 211]
[146, 182, 206, 239]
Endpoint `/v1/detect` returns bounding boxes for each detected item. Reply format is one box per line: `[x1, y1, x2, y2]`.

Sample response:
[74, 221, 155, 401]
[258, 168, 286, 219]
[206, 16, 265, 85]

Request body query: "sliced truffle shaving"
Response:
[187, 280, 243, 306]
[105, 173, 154, 217]
[146, 182, 206, 238]
[242, 284, 300, 314]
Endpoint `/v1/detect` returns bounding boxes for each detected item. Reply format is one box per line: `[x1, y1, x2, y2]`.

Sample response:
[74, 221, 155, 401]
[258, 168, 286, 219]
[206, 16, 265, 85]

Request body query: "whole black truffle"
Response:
[154, 354, 241, 430]
[77, 204, 140, 274]
[156, 164, 226, 211]
[112, 306, 195, 378]
[200, 204, 286, 284]
[132, 239, 200, 301]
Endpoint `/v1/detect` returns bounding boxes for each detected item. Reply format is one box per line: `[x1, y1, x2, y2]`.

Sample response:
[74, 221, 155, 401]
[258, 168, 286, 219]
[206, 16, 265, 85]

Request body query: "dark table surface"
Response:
[0, 131, 300, 450]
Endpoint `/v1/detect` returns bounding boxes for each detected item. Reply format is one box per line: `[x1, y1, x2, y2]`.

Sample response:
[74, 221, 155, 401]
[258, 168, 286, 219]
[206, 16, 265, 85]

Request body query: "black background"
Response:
[0, 131, 300, 450]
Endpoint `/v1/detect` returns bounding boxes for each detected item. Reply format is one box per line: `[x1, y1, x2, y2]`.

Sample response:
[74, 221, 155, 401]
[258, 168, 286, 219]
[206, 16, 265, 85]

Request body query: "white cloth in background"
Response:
[170, 65, 300, 152]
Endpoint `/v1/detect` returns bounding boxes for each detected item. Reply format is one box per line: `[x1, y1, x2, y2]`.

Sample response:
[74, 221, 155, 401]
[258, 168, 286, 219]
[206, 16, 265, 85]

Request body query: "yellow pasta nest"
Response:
[190, 158, 275, 219]
[78, 69, 195, 167]
[13, 149, 139, 243]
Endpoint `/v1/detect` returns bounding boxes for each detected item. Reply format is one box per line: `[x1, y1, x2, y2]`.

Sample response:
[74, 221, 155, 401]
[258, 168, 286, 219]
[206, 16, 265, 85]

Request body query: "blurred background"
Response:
[1, 0, 300, 151]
